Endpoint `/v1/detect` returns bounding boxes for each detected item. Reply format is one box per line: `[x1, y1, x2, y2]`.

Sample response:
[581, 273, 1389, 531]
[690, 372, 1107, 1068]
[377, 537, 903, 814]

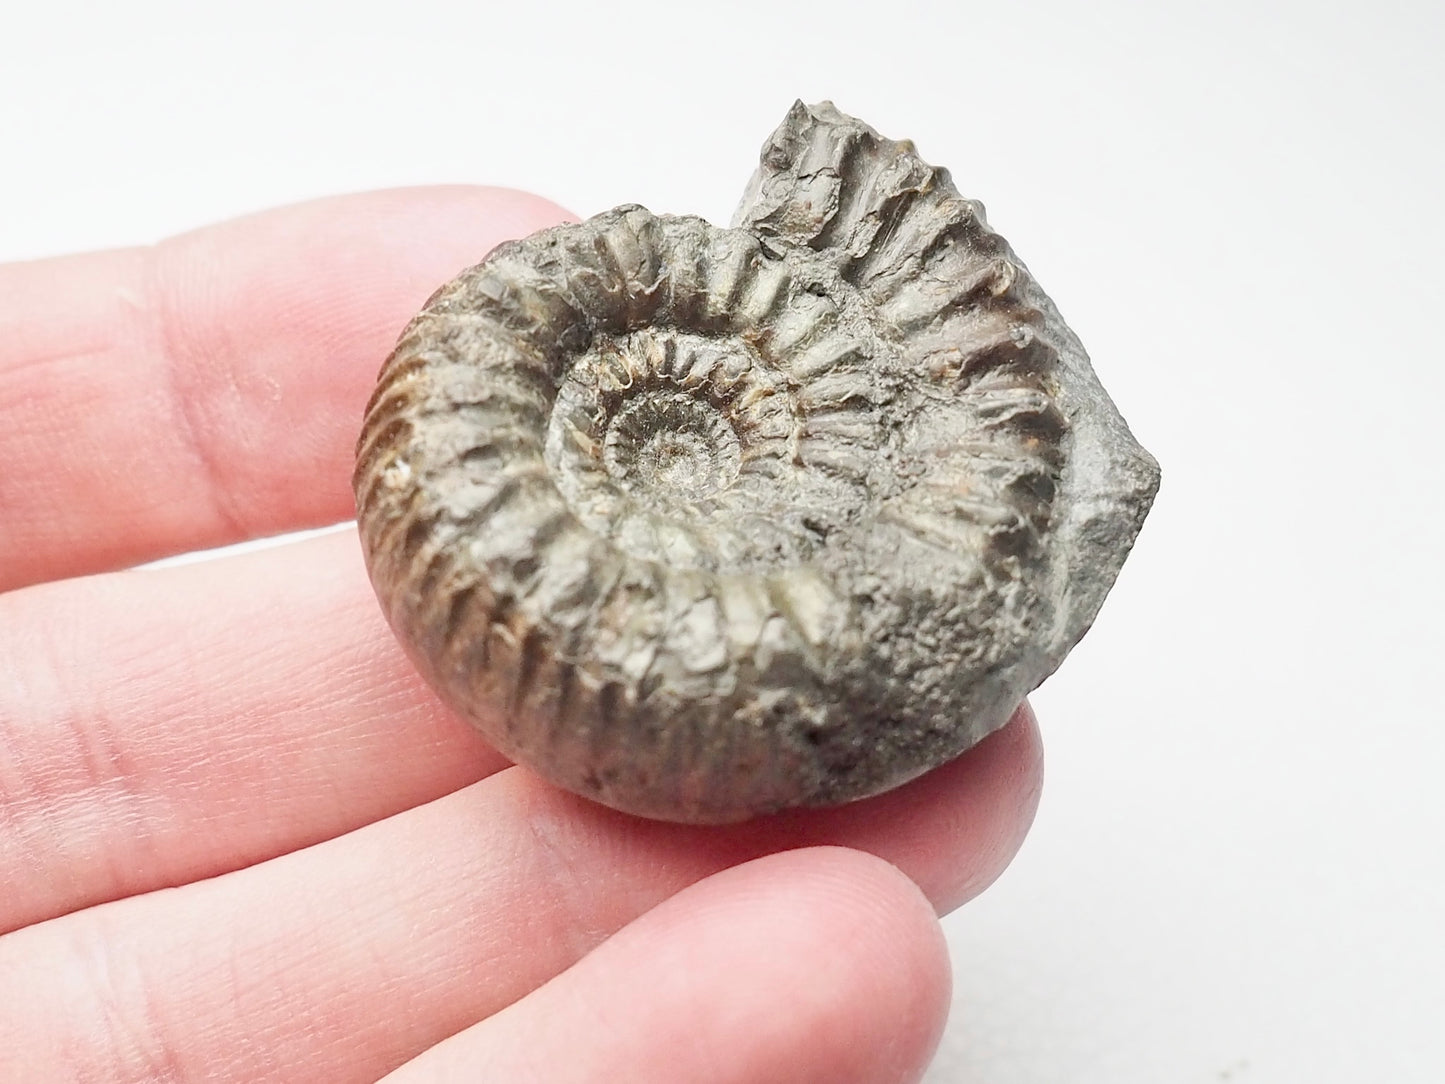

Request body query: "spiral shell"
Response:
[354, 101, 1159, 823]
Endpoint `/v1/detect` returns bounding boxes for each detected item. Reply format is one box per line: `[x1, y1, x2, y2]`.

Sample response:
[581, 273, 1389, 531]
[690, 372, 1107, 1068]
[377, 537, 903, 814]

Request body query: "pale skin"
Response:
[0, 187, 1045, 1083]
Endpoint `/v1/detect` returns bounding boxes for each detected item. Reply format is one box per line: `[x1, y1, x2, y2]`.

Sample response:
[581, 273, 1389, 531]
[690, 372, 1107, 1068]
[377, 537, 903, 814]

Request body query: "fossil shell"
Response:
[353, 102, 1159, 823]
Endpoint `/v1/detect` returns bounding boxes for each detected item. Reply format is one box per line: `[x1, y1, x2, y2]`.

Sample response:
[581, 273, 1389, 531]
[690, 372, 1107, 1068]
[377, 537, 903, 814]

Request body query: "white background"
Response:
[3, 1, 1442, 1080]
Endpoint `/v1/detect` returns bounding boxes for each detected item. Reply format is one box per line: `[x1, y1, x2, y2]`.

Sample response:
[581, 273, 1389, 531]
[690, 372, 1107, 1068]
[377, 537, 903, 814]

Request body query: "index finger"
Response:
[0, 186, 574, 592]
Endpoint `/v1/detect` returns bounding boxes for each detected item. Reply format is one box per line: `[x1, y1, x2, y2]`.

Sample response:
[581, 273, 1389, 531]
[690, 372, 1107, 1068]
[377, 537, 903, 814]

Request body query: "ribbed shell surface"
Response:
[353, 102, 1159, 822]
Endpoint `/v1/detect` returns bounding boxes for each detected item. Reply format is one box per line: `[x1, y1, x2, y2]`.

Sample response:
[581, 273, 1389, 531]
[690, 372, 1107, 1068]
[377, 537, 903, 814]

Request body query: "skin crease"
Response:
[0, 188, 1045, 1083]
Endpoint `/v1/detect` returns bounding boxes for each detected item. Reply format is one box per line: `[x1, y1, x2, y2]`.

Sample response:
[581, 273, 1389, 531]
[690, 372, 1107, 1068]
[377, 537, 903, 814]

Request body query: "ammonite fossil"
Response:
[354, 102, 1160, 823]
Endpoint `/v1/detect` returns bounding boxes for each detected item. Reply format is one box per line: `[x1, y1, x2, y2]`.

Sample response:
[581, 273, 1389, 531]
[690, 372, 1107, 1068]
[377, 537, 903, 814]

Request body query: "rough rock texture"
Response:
[353, 101, 1160, 823]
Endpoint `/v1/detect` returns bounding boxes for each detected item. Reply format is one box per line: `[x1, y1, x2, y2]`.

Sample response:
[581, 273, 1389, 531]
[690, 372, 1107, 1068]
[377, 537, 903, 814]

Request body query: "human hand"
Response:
[0, 188, 1043, 1083]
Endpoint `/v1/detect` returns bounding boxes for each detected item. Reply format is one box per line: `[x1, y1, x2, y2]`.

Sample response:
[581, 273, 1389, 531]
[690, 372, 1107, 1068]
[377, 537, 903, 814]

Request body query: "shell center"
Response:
[602, 390, 741, 502]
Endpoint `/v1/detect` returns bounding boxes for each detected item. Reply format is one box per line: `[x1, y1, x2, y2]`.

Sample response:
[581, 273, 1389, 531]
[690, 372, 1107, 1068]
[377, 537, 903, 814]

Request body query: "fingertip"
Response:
[384, 845, 952, 1084]
[927, 701, 1045, 912]
[990, 700, 1046, 864]
[692, 846, 954, 1084]
[752, 702, 1045, 915]
[731, 846, 955, 1080]
[435, 183, 579, 231]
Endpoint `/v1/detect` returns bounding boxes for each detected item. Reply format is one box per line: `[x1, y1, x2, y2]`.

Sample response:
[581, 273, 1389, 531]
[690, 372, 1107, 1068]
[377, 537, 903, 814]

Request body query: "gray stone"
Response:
[353, 101, 1159, 823]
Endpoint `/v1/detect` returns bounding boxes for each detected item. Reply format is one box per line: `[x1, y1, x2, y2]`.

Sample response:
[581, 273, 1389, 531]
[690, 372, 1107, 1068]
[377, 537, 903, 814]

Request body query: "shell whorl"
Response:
[354, 102, 1159, 823]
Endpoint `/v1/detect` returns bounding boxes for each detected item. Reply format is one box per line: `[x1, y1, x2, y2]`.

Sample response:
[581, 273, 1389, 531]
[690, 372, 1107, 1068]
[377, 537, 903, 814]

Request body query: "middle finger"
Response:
[0, 528, 508, 934]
